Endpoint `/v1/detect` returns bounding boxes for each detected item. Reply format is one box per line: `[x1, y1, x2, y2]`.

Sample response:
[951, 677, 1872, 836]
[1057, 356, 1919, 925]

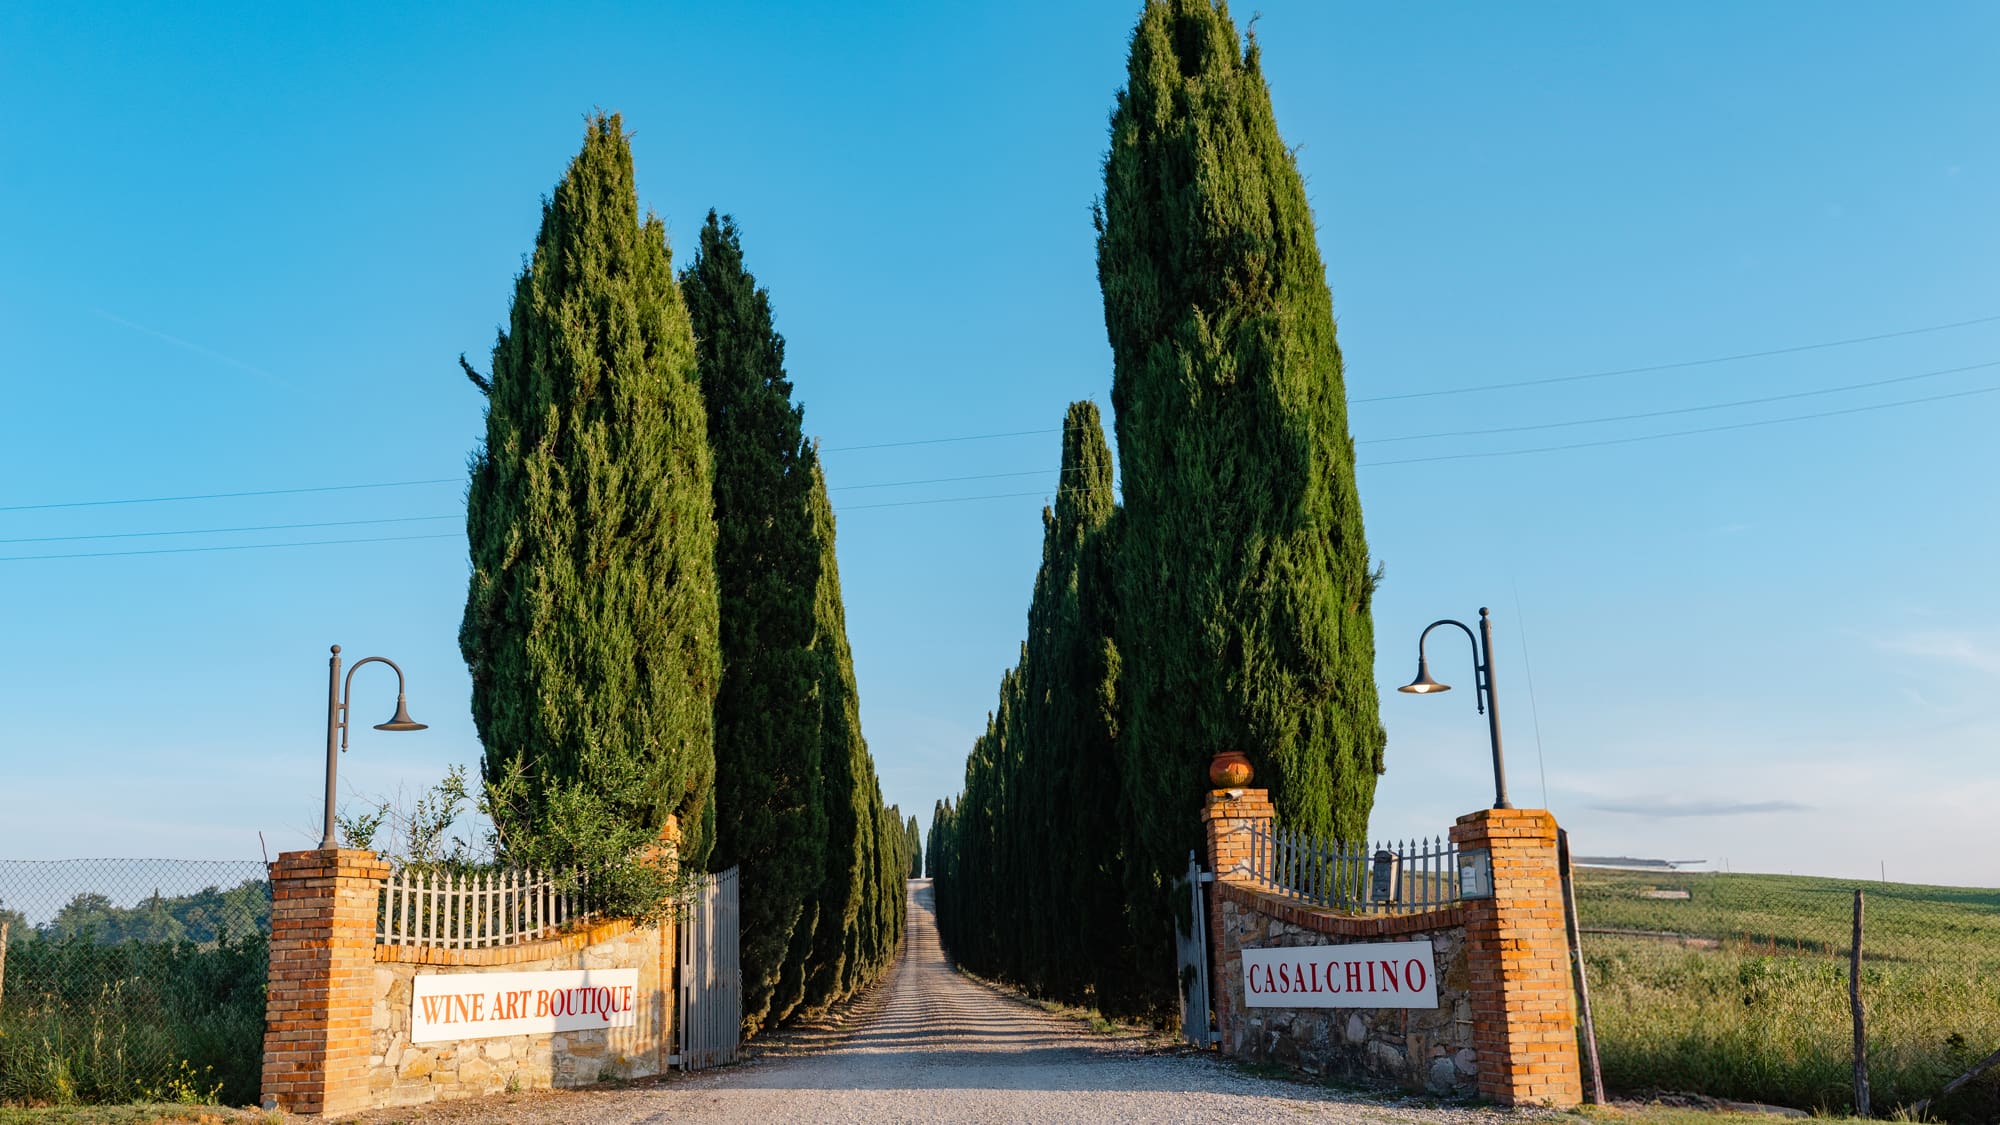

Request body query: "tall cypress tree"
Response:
[683, 211, 827, 1035]
[461, 113, 721, 877]
[1098, 1, 1386, 1009]
[904, 814, 922, 879]
[802, 458, 870, 1008]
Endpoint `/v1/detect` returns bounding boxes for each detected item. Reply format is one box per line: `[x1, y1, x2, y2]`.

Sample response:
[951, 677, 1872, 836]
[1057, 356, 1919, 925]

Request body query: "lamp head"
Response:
[373, 695, 428, 733]
[1398, 656, 1450, 695]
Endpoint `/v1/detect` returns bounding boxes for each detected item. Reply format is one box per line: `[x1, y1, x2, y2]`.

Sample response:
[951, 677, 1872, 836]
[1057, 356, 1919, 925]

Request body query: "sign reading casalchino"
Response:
[410, 969, 641, 1043]
[1241, 940, 1437, 1008]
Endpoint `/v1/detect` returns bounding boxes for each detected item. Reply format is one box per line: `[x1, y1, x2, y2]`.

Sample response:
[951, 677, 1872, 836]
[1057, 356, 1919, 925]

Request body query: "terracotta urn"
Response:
[1208, 750, 1253, 789]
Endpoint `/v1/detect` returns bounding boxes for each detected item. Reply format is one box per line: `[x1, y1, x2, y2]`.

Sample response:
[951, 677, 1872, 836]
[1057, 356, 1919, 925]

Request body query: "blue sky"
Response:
[2, 2, 1995, 886]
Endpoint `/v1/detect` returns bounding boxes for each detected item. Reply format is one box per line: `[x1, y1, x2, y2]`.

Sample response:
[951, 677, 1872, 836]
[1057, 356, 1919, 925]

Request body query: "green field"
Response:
[1574, 867, 2000, 1121]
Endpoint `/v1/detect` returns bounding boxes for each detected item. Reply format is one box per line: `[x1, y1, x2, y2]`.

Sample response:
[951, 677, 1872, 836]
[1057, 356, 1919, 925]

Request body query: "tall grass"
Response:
[1576, 868, 2000, 1121]
[0, 932, 266, 1107]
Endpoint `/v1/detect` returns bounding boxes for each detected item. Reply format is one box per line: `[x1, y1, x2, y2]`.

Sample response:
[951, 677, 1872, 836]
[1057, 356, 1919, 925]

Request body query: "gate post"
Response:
[260, 847, 389, 1116]
[1450, 809, 1582, 1107]
[1200, 788, 1273, 1045]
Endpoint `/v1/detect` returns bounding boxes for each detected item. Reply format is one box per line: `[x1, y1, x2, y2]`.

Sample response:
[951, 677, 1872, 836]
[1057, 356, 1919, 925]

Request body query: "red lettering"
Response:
[1308, 963, 1322, 992]
[1345, 962, 1363, 992]
[1275, 964, 1289, 993]
[1366, 962, 1378, 991]
[599, 987, 615, 1021]
[1405, 959, 1428, 993]
[1325, 957, 1343, 991]
[622, 985, 634, 1013]
[1377, 961, 1400, 993]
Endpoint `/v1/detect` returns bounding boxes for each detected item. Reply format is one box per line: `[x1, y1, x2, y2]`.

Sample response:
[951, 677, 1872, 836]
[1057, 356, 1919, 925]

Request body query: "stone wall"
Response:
[365, 919, 672, 1109]
[1200, 793, 1581, 1108]
[261, 849, 677, 1118]
[1214, 883, 1475, 1094]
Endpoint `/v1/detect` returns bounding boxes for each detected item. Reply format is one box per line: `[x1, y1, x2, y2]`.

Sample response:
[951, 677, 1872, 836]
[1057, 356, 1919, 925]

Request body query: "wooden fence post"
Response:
[1557, 830, 1605, 1105]
[1851, 888, 1870, 1118]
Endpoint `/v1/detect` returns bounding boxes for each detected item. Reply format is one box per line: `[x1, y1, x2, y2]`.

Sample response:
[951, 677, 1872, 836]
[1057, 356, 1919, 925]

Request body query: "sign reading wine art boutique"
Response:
[1241, 939, 1437, 1009]
[410, 968, 641, 1043]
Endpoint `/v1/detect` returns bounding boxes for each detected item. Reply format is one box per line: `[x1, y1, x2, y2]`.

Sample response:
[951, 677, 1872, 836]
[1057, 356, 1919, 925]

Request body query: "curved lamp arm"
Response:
[1401, 608, 1511, 810]
[1414, 618, 1484, 712]
[339, 655, 412, 750]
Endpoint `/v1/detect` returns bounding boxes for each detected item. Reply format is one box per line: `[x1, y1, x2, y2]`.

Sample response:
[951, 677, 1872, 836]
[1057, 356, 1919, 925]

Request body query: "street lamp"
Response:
[1398, 607, 1512, 810]
[319, 644, 428, 850]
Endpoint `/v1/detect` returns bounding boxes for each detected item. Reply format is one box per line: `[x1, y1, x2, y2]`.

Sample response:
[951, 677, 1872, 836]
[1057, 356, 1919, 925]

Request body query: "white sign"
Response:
[411, 968, 640, 1043]
[1241, 940, 1437, 1009]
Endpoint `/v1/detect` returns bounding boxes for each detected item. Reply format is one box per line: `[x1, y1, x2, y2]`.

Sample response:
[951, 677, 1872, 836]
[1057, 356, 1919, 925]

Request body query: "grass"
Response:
[0, 932, 268, 1108]
[0, 1108, 276, 1125]
[1575, 867, 2000, 1121]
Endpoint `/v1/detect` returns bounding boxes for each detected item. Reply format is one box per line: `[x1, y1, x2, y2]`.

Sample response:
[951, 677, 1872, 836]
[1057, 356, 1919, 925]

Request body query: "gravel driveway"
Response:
[345, 882, 1558, 1125]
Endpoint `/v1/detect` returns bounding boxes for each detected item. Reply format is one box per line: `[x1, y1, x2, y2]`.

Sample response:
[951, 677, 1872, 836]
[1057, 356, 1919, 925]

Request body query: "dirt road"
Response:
[349, 881, 1548, 1124]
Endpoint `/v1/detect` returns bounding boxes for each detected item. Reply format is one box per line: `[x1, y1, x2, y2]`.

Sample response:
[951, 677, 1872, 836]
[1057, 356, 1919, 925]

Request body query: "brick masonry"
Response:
[1201, 792, 1581, 1108]
[261, 850, 675, 1117]
[261, 849, 393, 1117]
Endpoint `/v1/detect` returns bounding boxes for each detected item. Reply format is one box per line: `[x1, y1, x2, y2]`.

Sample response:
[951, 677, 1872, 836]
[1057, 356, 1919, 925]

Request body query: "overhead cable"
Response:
[1361, 382, 2000, 468]
[1362, 359, 2000, 444]
[1353, 312, 2000, 405]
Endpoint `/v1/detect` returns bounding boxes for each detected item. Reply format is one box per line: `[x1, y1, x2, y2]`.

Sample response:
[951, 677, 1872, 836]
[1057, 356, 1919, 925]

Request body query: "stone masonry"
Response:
[366, 919, 671, 1108]
[1201, 791, 1581, 1108]
[262, 850, 674, 1118]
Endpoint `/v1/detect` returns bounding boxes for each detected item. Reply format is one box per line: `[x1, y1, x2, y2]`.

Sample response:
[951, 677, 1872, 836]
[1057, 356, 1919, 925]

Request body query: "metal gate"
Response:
[676, 865, 741, 1071]
[1174, 850, 1219, 1048]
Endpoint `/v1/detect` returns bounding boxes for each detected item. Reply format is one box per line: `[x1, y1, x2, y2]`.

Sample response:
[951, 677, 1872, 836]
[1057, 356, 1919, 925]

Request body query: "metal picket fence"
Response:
[1245, 822, 1463, 914]
[0, 858, 271, 1107]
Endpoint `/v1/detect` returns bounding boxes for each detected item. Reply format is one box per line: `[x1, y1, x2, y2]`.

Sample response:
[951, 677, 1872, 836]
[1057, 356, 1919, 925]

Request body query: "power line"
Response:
[1353, 312, 2000, 405]
[0, 515, 457, 547]
[822, 428, 1059, 453]
[1362, 381, 2000, 468]
[0, 477, 461, 514]
[832, 469, 1054, 492]
[0, 532, 460, 564]
[1361, 359, 2000, 445]
[842, 487, 1099, 512]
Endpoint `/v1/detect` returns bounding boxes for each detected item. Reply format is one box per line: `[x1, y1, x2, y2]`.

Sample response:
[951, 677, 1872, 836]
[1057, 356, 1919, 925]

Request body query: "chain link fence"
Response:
[1574, 865, 2000, 1121]
[0, 858, 270, 1107]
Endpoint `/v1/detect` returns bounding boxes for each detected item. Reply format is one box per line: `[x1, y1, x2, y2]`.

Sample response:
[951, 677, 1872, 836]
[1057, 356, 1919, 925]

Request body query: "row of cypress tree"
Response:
[930, 0, 1386, 1020]
[459, 114, 908, 1039]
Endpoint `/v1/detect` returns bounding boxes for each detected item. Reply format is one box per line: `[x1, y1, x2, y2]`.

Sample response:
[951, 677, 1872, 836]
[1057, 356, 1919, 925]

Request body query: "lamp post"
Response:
[319, 644, 428, 849]
[1398, 607, 1512, 810]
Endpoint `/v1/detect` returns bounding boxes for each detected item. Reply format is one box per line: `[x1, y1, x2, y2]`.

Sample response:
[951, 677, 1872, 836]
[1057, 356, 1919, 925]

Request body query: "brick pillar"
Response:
[262, 848, 389, 1116]
[1450, 809, 1581, 1107]
[1200, 787, 1273, 1045]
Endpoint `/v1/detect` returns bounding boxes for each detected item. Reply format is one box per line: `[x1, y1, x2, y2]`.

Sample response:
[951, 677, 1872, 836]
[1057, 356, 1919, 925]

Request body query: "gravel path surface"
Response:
[344, 882, 1562, 1124]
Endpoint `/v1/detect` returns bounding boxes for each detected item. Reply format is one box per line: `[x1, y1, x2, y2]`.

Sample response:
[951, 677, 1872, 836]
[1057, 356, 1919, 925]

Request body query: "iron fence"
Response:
[0, 858, 270, 1107]
[1244, 822, 1462, 914]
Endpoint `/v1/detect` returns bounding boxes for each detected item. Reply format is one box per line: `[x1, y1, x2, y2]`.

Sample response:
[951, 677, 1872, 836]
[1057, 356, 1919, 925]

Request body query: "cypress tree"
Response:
[904, 814, 922, 880]
[1098, 1, 1386, 1010]
[802, 459, 870, 1009]
[461, 113, 721, 880]
[683, 211, 827, 1035]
